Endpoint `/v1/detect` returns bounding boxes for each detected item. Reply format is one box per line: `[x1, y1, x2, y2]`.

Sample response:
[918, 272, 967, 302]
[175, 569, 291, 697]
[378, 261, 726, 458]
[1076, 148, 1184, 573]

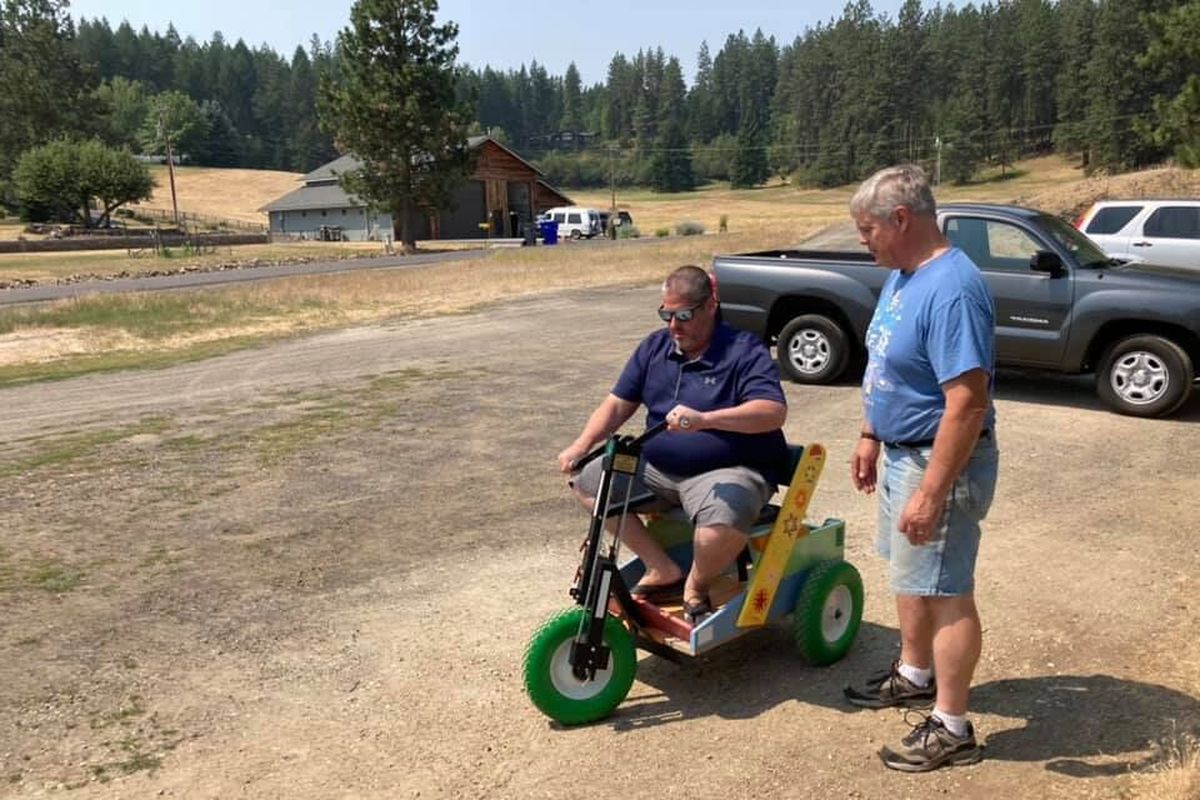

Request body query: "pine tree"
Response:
[318, 0, 471, 249]
[0, 0, 97, 186]
[561, 62, 582, 143]
[649, 57, 694, 192]
[1054, 0, 1095, 159]
[1138, 0, 1200, 167]
[730, 102, 768, 188]
[688, 41, 718, 143]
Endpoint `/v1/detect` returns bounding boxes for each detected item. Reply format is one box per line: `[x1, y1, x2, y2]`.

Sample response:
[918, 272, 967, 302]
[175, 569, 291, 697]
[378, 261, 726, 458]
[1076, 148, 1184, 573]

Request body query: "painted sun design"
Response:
[753, 589, 769, 612]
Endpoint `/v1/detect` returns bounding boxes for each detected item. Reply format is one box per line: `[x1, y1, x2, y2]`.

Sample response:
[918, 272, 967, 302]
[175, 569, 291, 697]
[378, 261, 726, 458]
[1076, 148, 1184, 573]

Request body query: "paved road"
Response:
[0, 249, 487, 306]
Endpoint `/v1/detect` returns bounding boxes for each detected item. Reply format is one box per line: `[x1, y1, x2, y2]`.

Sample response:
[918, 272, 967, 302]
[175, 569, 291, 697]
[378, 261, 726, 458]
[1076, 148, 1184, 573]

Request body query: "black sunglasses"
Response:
[657, 301, 705, 323]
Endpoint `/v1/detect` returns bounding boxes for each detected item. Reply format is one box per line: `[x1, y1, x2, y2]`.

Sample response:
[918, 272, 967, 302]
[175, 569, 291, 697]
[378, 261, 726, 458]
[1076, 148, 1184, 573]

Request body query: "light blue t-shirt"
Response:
[862, 247, 996, 443]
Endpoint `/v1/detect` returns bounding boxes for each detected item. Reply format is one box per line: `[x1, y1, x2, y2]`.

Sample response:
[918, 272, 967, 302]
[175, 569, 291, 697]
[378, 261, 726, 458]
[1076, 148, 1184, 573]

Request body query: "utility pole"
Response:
[934, 136, 943, 187]
[159, 117, 180, 227]
[608, 144, 616, 212]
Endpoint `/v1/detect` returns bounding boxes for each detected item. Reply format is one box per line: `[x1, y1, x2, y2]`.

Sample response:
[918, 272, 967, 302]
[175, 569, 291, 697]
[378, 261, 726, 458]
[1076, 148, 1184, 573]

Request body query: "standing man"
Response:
[843, 165, 1000, 772]
[557, 265, 789, 622]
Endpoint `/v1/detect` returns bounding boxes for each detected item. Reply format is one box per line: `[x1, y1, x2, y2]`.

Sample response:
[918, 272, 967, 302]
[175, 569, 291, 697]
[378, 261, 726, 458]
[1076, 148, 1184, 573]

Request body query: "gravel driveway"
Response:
[1, 285, 1197, 798]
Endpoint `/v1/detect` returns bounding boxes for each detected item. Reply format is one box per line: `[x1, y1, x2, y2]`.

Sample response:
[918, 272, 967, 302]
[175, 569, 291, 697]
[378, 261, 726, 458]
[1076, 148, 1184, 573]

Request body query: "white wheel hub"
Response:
[821, 585, 854, 643]
[549, 639, 612, 700]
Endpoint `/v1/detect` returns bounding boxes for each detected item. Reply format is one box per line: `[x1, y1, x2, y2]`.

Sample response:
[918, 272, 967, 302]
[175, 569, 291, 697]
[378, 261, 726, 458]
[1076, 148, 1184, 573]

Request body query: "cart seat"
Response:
[750, 444, 805, 530]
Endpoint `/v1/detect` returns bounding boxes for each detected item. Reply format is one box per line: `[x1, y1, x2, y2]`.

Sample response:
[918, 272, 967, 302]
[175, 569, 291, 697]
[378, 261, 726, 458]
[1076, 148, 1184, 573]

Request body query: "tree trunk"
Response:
[395, 197, 416, 253]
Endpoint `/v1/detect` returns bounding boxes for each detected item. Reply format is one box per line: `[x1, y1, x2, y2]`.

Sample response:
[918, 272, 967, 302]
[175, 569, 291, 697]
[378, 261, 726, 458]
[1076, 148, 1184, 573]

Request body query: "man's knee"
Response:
[694, 523, 749, 549]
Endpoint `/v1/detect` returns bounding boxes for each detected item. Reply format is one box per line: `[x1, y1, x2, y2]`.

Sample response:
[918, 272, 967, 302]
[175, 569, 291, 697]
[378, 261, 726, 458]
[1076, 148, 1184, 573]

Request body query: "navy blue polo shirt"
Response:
[613, 322, 790, 485]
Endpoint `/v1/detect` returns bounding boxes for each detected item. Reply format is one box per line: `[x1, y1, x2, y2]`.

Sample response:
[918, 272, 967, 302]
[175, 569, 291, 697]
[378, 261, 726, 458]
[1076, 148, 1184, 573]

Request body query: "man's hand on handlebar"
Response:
[557, 442, 592, 474]
[666, 404, 705, 433]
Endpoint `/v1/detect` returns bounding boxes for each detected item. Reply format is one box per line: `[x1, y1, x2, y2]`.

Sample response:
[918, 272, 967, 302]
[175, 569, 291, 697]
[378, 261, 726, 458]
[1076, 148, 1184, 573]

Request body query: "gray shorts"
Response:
[572, 457, 773, 532]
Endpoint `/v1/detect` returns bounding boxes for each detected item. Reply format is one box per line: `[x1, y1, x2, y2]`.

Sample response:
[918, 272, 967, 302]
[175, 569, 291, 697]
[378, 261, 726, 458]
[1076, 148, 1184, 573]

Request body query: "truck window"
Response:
[1035, 214, 1110, 267]
[1144, 206, 1200, 239]
[946, 218, 1042, 273]
[553, 213, 566, 223]
[1086, 206, 1141, 235]
[568, 213, 582, 224]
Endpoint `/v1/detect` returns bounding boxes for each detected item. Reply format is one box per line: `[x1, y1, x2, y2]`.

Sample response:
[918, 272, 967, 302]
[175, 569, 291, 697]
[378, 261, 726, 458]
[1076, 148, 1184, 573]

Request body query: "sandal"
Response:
[682, 596, 712, 625]
[629, 576, 686, 600]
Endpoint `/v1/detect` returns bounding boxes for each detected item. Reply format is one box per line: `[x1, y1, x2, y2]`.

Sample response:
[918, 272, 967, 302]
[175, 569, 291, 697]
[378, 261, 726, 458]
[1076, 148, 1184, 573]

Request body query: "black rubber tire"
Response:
[570, 229, 582, 240]
[523, 607, 636, 725]
[1096, 334, 1194, 418]
[775, 314, 851, 384]
[792, 561, 864, 666]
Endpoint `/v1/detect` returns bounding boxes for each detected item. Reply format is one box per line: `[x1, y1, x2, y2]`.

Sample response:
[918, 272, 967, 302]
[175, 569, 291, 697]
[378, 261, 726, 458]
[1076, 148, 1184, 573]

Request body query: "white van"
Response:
[540, 206, 602, 239]
[1075, 199, 1200, 270]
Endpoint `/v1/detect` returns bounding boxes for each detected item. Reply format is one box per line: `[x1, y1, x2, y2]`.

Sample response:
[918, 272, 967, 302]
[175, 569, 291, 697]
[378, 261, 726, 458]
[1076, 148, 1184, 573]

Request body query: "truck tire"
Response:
[1096, 334, 1194, 418]
[776, 314, 850, 384]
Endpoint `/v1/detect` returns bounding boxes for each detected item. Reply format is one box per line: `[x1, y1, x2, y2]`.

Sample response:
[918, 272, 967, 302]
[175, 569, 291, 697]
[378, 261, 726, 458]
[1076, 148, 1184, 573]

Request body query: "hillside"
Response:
[127, 155, 1200, 236]
[134, 165, 305, 226]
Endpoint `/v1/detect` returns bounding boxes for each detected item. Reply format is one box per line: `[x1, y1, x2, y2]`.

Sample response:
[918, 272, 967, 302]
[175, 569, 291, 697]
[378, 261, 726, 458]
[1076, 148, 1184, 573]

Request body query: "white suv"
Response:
[1075, 200, 1200, 270]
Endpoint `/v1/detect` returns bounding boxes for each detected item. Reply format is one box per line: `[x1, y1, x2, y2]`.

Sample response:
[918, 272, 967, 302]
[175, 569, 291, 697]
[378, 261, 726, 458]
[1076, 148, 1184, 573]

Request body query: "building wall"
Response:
[268, 207, 392, 242]
[437, 182, 488, 238]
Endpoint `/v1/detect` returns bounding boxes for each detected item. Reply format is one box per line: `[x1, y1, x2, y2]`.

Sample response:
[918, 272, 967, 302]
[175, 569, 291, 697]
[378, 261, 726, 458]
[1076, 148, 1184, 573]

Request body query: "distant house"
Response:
[260, 136, 573, 241]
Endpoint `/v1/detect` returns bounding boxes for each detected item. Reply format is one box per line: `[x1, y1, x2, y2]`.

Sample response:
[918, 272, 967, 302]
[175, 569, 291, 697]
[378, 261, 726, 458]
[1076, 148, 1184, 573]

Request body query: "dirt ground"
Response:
[1, 285, 1198, 799]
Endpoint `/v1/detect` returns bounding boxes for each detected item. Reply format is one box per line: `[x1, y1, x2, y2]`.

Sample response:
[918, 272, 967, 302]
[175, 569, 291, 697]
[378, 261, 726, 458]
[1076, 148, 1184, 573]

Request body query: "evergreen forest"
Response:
[3, 0, 1199, 194]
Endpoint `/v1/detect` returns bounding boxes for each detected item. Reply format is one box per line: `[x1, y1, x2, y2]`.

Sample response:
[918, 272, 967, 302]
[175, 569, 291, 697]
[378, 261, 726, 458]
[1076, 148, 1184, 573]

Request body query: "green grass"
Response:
[0, 555, 85, 594]
[0, 334, 296, 388]
[28, 562, 84, 593]
[0, 293, 330, 339]
[253, 406, 351, 466]
[0, 417, 171, 477]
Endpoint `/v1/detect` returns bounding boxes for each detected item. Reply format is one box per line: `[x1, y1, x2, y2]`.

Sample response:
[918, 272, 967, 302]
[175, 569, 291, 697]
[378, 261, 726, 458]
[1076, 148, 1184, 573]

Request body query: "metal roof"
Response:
[266, 136, 551, 213]
[260, 181, 365, 213]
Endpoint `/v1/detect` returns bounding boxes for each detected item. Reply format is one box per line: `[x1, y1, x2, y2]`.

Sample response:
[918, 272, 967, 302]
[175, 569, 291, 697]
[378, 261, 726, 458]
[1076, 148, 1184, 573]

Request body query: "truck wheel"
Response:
[792, 561, 863, 666]
[776, 314, 850, 384]
[1097, 335, 1194, 418]
[523, 608, 636, 725]
[570, 229, 582, 240]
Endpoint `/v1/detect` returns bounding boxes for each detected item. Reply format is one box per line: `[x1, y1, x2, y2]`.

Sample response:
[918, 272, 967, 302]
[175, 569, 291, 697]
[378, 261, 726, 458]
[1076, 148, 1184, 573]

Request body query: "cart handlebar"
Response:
[570, 420, 668, 474]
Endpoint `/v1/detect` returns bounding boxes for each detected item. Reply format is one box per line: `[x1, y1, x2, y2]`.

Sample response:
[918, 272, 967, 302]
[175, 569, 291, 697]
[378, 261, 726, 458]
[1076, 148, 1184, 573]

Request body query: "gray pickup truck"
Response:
[712, 203, 1200, 417]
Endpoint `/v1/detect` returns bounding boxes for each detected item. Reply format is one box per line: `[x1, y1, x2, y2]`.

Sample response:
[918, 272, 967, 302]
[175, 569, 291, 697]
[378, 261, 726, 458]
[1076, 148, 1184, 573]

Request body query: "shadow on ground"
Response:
[972, 674, 1200, 776]
[600, 621, 901, 730]
[993, 368, 1200, 421]
[594, 622, 1200, 778]
[826, 363, 1200, 421]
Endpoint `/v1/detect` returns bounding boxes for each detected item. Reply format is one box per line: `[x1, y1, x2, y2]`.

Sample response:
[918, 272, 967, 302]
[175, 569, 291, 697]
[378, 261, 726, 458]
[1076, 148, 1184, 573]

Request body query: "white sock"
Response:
[898, 662, 932, 687]
[932, 708, 969, 738]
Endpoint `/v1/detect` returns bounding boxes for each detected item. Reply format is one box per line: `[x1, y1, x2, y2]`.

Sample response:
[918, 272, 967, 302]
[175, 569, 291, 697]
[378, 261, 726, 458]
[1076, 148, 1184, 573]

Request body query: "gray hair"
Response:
[849, 164, 937, 221]
[662, 265, 711, 303]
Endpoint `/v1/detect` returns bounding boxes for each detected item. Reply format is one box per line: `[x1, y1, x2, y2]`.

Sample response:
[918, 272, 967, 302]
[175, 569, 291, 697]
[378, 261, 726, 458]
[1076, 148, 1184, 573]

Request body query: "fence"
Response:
[126, 206, 267, 233]
[0, 232, 269, 254]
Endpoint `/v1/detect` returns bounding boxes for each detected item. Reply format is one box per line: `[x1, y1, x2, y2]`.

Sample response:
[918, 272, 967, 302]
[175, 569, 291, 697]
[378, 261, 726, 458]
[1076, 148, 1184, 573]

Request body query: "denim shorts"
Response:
[877, 436, 999, 596]
[573, 457, 772, 532]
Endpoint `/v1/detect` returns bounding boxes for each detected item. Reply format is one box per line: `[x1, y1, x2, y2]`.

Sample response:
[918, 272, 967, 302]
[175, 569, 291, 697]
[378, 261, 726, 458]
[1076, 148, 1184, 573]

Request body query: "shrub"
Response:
[719, 214, 728, 233]
[618, 225, 640, 239]
[655, 227, 670, 238]
[675, 220, 705, 236]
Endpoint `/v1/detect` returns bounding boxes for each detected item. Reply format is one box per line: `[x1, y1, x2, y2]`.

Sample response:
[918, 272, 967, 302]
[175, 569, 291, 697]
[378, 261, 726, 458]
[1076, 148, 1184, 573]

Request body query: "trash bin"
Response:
[539, 219, 559, 245]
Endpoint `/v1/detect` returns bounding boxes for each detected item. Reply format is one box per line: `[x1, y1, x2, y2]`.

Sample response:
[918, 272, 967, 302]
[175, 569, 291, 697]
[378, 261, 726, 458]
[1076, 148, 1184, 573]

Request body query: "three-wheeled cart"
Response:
[524, 423, 864, 725]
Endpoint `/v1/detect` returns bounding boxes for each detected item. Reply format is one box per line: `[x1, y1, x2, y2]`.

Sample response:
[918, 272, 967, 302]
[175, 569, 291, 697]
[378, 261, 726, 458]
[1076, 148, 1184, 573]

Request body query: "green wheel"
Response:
[523, 607, 637, 725]
[792, 560, 863, 665]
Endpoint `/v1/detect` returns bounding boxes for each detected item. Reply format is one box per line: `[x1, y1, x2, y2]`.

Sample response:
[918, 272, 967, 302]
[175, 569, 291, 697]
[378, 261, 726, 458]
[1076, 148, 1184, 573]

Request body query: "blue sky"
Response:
[68, 0, 910, 85]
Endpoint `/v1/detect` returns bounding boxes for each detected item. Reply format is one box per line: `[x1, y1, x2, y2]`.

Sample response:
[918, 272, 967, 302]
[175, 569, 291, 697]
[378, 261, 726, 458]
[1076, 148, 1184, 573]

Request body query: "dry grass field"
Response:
[133, 164, 305, 225]
[3, 154, 1200, 386]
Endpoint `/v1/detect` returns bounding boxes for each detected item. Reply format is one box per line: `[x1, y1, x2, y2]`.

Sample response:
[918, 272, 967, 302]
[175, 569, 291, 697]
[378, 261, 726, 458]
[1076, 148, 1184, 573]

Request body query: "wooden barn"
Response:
[261, 136, 573, 242]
